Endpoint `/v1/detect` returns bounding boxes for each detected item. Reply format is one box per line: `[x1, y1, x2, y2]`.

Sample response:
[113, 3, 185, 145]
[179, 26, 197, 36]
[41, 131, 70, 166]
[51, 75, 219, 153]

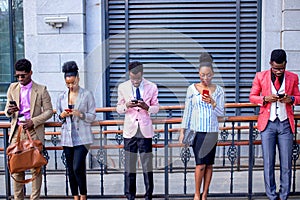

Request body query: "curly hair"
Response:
[14, 58, 32, 72]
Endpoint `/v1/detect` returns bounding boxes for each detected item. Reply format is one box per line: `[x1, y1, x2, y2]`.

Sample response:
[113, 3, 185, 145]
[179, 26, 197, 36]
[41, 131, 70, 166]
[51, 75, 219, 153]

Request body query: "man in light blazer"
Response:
[5, 58, 53, 200]
[117, 61, 159, 200]
[250, 49, 300, 200]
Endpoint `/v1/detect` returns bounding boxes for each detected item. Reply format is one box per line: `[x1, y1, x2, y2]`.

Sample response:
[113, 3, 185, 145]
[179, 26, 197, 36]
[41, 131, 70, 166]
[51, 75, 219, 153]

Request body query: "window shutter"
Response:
[106, 0, 260, 118]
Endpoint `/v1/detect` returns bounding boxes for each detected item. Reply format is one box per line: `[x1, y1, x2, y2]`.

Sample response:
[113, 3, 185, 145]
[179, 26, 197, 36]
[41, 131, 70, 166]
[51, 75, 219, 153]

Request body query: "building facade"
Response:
[0, 0, 299, 117]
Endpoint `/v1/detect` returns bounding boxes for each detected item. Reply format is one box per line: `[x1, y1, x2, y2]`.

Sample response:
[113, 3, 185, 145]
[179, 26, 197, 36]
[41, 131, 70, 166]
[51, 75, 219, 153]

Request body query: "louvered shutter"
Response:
[105, 0, 260, 118]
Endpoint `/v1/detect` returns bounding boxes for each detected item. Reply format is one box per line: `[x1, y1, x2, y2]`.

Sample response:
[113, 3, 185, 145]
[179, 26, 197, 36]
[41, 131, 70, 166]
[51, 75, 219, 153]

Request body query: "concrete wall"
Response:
[262, 0, 300, 76]
[23, 0, 104, 111]
[23, 0, 300, 110]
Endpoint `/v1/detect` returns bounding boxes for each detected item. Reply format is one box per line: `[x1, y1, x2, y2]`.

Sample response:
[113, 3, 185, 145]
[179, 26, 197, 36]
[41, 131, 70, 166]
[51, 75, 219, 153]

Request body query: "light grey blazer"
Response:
[56, 87, 96, 146]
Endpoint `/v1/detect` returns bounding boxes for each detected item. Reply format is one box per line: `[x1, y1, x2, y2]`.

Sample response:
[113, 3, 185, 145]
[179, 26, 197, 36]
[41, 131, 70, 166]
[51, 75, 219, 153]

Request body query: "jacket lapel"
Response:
[30, 82, 37, 117]
[284, 72, 292, 93]
[74, 87, 83, 110]
[263, 70, 272, 95]
[142, 79, 150, 98]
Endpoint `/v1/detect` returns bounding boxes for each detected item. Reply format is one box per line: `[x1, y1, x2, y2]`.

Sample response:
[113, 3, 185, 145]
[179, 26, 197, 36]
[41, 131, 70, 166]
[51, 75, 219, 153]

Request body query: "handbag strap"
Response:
[15, 126, 22, 143]
[10, 167, 41, 184]
[16, 125, 33, 143]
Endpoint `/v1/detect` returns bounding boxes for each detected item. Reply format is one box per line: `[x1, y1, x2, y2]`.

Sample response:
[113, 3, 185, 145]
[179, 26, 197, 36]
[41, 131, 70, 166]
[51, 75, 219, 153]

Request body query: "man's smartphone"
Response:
[131, 99, 138, 104]
[9, 100, 17, 106]
[278, 93, 285, 98]
[18, 114, 26, 123]
[202, 89, 209, 96]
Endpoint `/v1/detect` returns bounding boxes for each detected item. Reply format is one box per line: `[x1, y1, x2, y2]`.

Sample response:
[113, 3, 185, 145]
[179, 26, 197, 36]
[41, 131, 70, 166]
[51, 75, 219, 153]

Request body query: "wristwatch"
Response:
[212, 102, 217, 108]
[290, 96, 295, 104]
[79, 112, 84, 119]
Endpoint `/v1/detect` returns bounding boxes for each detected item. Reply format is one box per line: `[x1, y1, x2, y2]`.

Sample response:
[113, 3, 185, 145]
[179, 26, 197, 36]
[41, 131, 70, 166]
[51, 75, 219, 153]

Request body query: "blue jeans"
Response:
[261, 118, 293, 200]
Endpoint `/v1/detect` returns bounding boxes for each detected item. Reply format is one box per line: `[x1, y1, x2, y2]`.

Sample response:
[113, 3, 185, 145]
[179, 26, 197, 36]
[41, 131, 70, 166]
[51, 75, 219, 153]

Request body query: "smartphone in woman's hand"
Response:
[65, 108, 72, 112]
[202, 89, 209, 96]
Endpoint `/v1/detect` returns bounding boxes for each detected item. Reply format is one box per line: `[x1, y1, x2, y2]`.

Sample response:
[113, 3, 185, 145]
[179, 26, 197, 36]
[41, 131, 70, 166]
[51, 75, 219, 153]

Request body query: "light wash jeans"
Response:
[261, 118, 293, 200]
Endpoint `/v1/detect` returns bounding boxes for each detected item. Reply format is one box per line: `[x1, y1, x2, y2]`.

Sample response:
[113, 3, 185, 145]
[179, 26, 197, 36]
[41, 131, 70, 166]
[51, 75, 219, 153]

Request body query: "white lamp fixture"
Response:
[44, 16, 69, 28]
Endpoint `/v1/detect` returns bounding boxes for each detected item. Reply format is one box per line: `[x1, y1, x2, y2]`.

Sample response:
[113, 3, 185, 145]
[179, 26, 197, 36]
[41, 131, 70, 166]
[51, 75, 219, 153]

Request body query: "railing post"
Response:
[43, 148, 50, 196]
[248, 121, 254, 200]
[4, 127, 11, 200]
[97, 125, 105, 196]
[61, 152, 69, 196]
[52, 113, 58, 170]
[237, 126, 241, 171]
[227, 122, 237, 194]
[180, 146, 191, 194]
[164, 122, 169, 199]
[168, 110, 173, 173]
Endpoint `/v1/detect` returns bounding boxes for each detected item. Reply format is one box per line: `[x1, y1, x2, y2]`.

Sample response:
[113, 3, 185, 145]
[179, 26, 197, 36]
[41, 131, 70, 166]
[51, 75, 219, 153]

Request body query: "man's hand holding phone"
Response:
[277, 93, 285, 99]
[7, 100, 19, 115]
[126, 99, 138, 108]
[135, 99, 149, 111]
[131, 99, 138, 104]
[126, 99, 148, 110]
[277, 93, 293, 104]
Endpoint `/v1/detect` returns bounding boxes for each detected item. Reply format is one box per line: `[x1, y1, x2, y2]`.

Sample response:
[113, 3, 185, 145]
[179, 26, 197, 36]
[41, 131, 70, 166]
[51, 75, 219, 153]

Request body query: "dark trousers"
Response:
[124, 132, 153, 200]
[63, 145, 88, 196]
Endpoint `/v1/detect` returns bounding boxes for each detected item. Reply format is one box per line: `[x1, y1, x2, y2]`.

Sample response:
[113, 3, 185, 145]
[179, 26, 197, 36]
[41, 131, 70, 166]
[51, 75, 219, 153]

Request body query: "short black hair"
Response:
[62, 61, 79, 77]
[14, 58, 32, 73]
[270, 49, 287, 64]
[128, 61, 143, 74]
[199, 52, 214, 72]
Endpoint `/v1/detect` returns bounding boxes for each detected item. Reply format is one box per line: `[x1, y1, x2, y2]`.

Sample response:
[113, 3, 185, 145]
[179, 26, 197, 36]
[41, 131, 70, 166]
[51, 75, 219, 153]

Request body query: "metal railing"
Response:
[0, 103, 299, 199]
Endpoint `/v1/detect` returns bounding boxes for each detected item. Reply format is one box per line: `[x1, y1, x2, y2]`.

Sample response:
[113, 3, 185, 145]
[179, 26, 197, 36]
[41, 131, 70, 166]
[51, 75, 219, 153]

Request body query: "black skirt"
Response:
[192, 132, 218, 165]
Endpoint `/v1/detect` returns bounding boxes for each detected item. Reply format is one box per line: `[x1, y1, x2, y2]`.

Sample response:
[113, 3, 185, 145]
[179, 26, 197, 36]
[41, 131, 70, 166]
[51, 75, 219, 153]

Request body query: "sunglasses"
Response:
[14, 74, 28, 79]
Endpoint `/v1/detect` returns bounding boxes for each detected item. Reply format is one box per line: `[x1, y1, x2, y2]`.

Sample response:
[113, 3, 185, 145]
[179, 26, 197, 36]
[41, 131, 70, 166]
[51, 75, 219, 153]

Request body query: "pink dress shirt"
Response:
[19, 81, 32, 120]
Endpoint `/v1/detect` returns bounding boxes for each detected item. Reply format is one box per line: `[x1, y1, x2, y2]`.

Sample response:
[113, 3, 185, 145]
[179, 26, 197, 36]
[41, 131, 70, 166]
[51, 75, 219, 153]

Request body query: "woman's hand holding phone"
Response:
[202, 89, 216, 107]
[65, 108, 73, 113]
[60, 108, 73, 118]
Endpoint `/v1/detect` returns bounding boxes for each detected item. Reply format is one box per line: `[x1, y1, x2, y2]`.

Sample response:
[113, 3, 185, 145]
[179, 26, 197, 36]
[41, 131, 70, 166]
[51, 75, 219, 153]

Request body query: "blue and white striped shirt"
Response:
[181, 84, 225, 132]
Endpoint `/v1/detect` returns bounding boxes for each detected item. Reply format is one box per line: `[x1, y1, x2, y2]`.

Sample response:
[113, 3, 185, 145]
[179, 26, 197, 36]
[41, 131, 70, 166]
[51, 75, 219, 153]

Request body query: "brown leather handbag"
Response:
[6, 126, 48, 183]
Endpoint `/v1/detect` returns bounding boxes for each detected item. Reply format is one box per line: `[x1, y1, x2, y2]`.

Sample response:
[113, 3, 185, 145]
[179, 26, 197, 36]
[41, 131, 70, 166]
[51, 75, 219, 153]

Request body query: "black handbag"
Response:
[182, 129, 196, 146]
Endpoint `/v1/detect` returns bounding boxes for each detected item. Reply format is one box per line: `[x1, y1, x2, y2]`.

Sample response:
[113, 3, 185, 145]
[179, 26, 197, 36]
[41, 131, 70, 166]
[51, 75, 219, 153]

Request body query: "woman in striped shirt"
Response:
[179, 53, 225, 200]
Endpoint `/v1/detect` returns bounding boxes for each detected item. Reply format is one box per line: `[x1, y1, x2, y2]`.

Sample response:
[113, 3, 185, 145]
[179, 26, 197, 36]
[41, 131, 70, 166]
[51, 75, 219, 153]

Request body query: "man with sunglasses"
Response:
[5, 58, 53, 200]
[250, 49, 300, 200]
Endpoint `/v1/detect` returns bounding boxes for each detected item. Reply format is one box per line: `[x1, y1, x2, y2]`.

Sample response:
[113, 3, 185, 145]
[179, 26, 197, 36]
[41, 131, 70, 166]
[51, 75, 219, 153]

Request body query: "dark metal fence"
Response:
[0, 104, 299, 199]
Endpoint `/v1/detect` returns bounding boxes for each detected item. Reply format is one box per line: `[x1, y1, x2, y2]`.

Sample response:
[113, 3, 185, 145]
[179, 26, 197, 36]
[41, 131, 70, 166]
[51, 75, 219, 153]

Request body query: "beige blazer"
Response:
[5, 81, 53, 143]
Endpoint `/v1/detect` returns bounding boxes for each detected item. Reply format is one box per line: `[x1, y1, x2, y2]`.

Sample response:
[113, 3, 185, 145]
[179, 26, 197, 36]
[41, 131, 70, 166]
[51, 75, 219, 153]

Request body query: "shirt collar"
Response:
[132, 79, 144, 90]
[270, 70, 284, 83]
[20, 81, 33, 89]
